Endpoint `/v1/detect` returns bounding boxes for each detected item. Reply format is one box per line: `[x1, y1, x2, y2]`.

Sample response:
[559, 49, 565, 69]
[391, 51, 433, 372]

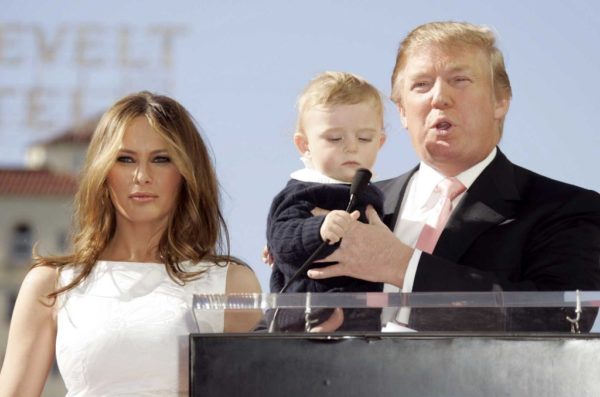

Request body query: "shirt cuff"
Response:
[395, 249, 421, 325]
[402, 248, 421, 293]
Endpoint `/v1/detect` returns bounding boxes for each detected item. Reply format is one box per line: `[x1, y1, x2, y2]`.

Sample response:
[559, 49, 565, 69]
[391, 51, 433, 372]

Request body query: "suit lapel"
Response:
[433, 149, 521, 262]
[375, 166, 418, 230]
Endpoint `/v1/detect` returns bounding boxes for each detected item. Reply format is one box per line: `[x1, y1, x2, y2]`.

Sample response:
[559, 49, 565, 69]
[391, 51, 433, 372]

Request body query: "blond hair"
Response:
[34, 91, 238, 297]
[390, 21, 512, 131]
[296, 71, 384, 134]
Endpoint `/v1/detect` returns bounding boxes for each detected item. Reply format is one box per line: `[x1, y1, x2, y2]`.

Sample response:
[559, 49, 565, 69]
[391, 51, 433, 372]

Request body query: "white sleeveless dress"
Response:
[55, 260, 229, 396]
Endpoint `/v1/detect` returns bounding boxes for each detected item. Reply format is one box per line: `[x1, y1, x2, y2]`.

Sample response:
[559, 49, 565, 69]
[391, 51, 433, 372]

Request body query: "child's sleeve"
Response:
[267, 193, 337, 267]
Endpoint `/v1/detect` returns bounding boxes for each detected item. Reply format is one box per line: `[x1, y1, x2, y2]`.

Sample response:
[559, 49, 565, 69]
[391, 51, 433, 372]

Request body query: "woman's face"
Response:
[106, 116, 183, 231]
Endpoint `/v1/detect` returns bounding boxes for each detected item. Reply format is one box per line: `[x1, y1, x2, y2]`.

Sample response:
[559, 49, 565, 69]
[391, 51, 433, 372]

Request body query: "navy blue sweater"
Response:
[266, 179, 385, 330]
[268, 178, 385, 292]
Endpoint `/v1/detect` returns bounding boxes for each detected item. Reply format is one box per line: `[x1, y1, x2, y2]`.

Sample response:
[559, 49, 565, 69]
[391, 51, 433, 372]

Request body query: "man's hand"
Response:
[320, 210, 360, 244]
[308, 206, 413, 287]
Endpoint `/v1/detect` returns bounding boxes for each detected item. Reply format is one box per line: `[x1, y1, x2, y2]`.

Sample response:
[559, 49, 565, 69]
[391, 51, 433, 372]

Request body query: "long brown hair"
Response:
[34, 91, 238, 297]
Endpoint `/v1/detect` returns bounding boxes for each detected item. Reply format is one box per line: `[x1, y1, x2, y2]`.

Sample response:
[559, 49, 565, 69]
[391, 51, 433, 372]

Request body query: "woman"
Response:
[0, 92, 261, 396]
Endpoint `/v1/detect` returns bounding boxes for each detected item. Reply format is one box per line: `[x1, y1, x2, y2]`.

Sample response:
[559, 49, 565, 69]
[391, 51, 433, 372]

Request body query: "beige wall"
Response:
[27, 143, 87, 175]
[0, 196, 73, 286]
[0, 194, 72, 396]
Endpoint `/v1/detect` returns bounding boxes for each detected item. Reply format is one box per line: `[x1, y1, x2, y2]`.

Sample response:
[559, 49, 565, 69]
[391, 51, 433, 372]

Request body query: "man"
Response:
[306, 21, 600, 331]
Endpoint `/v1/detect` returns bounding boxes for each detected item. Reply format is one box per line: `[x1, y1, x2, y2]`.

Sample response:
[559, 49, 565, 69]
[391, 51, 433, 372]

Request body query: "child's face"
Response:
[295, 102, 385, 182]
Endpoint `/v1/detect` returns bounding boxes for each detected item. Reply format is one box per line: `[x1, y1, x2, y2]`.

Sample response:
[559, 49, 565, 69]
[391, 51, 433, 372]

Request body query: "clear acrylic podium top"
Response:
[192, 290, 600, 334]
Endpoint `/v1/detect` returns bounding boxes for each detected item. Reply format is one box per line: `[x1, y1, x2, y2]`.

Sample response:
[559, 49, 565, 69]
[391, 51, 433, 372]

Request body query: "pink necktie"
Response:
[416, 177, 466, 254]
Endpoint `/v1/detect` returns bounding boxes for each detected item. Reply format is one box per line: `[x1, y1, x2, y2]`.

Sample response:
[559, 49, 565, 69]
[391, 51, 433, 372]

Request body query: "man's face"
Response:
[396, 44, 509, 176]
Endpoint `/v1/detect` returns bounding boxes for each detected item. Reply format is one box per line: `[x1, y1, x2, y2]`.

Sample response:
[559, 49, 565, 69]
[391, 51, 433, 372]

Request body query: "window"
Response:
[5, 291, 17, 322]
[11, 223, 33, 264]
[57, 230, 70, 252]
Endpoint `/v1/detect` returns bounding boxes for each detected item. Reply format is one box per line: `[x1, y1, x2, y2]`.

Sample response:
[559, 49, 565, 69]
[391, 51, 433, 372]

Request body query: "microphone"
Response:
[346, 168, 372, 212]
[268, 168, 373, 332]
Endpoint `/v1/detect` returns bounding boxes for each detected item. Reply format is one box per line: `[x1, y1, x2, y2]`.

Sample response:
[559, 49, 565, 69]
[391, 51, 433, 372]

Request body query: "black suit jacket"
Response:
[375, 148, 600, 331]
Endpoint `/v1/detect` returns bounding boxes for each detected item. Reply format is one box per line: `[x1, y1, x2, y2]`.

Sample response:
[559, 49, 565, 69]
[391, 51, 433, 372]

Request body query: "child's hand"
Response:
[320, 210, 360, 244]
[261, 245, 274, 267]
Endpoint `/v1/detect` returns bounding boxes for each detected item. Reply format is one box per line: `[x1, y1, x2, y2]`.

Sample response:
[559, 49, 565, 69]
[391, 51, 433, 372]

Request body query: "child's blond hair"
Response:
[296, 71, 384, 134]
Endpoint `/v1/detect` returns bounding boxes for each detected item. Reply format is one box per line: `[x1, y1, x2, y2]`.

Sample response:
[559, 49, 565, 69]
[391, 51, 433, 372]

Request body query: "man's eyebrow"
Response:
[446, 64, 472, 73]
[405, 71, 431, 80]
[406, 65, 472, 79]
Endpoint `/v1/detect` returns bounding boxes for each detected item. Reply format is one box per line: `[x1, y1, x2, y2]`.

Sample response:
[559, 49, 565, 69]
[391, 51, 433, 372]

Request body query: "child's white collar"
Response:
[290, 156, 348, 184]
[290, 167, 349, 184]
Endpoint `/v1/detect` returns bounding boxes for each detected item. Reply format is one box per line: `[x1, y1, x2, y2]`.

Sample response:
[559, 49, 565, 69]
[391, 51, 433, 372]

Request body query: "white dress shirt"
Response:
[382, 147, 497, 328]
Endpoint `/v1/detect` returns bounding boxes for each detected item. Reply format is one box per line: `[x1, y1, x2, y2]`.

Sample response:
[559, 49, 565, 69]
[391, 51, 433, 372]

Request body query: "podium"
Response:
[190, 291, 600, 397]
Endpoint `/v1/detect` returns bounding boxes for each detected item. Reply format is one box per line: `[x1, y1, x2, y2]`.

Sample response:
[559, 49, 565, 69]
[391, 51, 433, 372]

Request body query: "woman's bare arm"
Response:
[223, 264, 262, 332]
[0, 266, 58, 397]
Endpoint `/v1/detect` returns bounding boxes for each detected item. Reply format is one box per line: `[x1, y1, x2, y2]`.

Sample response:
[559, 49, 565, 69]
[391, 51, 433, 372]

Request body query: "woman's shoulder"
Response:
[17, 265, 60, 309]
[23, 265, 59, 293]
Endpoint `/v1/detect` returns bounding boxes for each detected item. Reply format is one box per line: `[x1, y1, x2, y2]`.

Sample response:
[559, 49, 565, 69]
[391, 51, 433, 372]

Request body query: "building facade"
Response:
[0, 119, 95, 396]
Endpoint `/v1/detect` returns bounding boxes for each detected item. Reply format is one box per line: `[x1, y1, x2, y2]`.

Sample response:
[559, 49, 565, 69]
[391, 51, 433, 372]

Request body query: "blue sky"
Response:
[2, 0, 599, 288]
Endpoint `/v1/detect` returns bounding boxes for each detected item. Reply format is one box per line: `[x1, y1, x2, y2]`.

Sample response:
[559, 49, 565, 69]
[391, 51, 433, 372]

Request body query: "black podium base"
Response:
[190, 332, 600, 397]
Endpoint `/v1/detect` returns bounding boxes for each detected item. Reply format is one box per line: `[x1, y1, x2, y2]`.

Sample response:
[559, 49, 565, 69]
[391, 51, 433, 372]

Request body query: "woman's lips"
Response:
[129, 193, 158, 202]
